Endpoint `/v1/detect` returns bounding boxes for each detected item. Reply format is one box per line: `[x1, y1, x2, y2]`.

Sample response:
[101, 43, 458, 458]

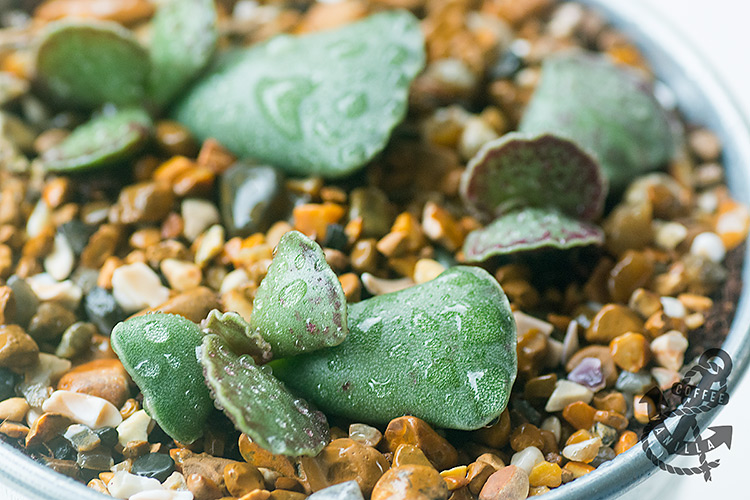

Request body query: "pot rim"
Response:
[2, 1, 750, 499]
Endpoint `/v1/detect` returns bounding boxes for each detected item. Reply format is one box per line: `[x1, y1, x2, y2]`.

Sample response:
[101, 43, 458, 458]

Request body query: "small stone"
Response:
[7, 275, 38, 326]
[371, 465, 449, 500]
[293, 203, 346, 241]
[195, 225, 225, 267]
[540, 417, 561, 445]
[0, 397, 29, 422]
[63, 423, 101, 452]
[614, 430, 638, 455]
[162, 471, 189, 491]
[413, 259, 446, 284]
[471, 409, 511, 448]
[509, 423, 544, 452]
[690, 232, 726, 263]
[308, 438, 389, 496]
[42, 390, 123, 429]
[544, 380, 593, 412]
[26, 275, 81, 312]
[84, 286, 126, 335]
[651, 367, 681, 390]
[18, 353, 71, 407]
[137, 286, 220, 323]
[528, 461, 561, 488]
[561, 437, 602, 463]
[592, 410, 628, 431]
[224, 462, 264, 497]
[187, 473, 223, 500]
[238, 434, 296, 477]
[393, 444, 433, 468]
[0, 420, 29, 439]
[349, 187, 394, 239]
[589, 445, 616, 467]
[182, 198, 221, 242]
[615, 370, 654, 394]
[95, 426, 119, 448]
[56, 358, 130, 409]
[688, 128, 722, 162]
[77, 447, 114, 470]
[466, 461, 496, 496]
[349, 423, 383, 447]
[591, 423, 618, 448]
[567, 357, 606, 392]
[117, 409, 152, 447]
[220, 163, 288, 237]
[422, 202, 464, 252]
[609, 332, 649, 373]
[585, 304, 644, 343]
[660, 296, 686, 318]
[509, 446, 544, 475]
[55, 321, 96, 359]
[562, 461, 594, 479]
[27, 301, 77, 341]
[478, 465, 529, 500]
[384, 416, 458, 470]
[48, 435, 77, 460]
[308, 480, 365, 500]
[161, 259, 203, 292]
[650, 330, 688, 371]
[107, 471, 163, 499]
[111, 182, 175, 225]
[0, 324, 39, 368]
[459, 116, 499, 161]
[133, 452, 176, 482]
[654, 221, 687, 250]
[111, 262, 170, 313]
[561, 401, 597, 430]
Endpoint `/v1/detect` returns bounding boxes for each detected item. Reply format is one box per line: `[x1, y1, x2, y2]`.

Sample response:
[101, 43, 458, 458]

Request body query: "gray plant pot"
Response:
[1, 0, 749, 499]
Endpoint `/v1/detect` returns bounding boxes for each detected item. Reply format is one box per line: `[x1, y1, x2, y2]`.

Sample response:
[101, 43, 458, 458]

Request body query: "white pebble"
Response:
[162, 472, 189, 491]
[561, 320, 580, 365]
[690, 232, 726, 263]
[43, 233, 75, 281]
[220, 268, 250, 294]
[650, 330, 689, 372]
[545, 380, 594, 412]
[19, 353, 71, 408]
[26, 198, 51, 238]
[562, 437, 602, 462]
[26, 273, 82, 310]
[540, 416, 561, 444]
[545, 338, 564, 368]
[112, 262, 170, 313]
[129, 490, 193, 500]
[547, 2, 584, 38]
[107, 471, 162, 499]
[660, 296, 686, 318]
[513, 311, 554, 339]
[654, 221, 687, 251]
[181, 198, 220, 242]
[42, 390, 122, 429]
[160, 259, 202, 292]
[510, 446, 544, 475]
[116, 409, 152, 447]
[194, 224, 225, 267]
[459, 116, 499, 161]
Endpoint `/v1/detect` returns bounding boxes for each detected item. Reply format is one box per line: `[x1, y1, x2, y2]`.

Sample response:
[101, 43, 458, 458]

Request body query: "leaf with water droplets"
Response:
[251, 231, 348, 357]
[42, 107, 153, 172]
[462, 207, 604, 262]
[519, 52, 676, 191]
[202, 309, 272, 365]
[201, 334, 329, 456]
[147, 0, 218, 106]
[460, 133, 606, 221]
[172, 10, 425, 178]
[111, 313, 213, 444]
[35, 20, 149, 108]
[272, 266, 517, 430]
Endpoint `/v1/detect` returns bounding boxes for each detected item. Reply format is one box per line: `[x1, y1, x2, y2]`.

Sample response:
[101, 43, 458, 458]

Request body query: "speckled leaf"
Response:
[463, 207, 604, 262]
[202, 309, 272, 365]
[35, 20, 149, 108]
[172, 10, 425, 178]
[272, 266, 517, 430]
[148, 0, 217, 106]
[111, 313, 213, 444]
[201, 334, 329, 456]
[251, 231, 347, 358]
[460, 133, 606, 221]
[42, 107, 153, 172]
[519, 52, 675, 191]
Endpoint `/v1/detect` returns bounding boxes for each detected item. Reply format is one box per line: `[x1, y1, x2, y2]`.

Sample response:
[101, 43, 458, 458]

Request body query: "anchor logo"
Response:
[640, 348, 732, 481]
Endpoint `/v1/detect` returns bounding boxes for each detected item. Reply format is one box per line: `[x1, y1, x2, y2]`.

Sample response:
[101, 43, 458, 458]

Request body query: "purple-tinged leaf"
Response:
[463, 207, 604, 262]
[460, 133, 606, 221]
[201, 334, 329, 456]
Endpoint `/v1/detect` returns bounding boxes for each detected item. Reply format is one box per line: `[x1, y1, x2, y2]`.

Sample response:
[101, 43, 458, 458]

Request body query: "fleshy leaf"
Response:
[35, 20, 149, 108]
[462, 207, 604, 262]
[42, 107, 153, 172]
[147, 0, 218, 106]
[460, 133, 606, 221]
[111, 313, 213, 444]
[250, 231, 348, 358]
[519, 51, 675, 191]
[201, 334, 330, 456]
[201, 309, 273, 365]
[172, 10, 425, 178]
[272, 266, 517, 431]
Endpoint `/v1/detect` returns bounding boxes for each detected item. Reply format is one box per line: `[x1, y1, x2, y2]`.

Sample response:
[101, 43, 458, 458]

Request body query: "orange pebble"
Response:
[293, 203, 346, 241]
[563, 461, 595, 479]
[615, 431, 638, 455]
[715, 199, 750, 250]
[529, 461, 562, 488]
[562, 401, 597, 430]
[610, 332, 650, 372]
[593, 410, 629, 431]
[565, 429, 593, 447]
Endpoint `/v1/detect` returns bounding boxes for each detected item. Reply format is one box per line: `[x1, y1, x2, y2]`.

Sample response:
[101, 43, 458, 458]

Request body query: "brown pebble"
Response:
[476, 454, 505, 471]
[0, 285, 16, 324]
[111, 182, 175, 225]
[607, 250, 654, 304]
[350, 239, 379, 273]
[224, 462, 265, 497]
[57, 358, 131, 408]
[238, 434, 296, 477]
[471, 409, 511, 449]
[0, 324, 39, 368]
[479, 465, 529, 500]
[239, 490, 272, 500]
[197, 138, 236, 175]
[585, 304, 644, 344]
[467, 461, 496, 495]
[0, 421, 29, 439]
[384, 416, 458, 470]
[393, 443, 434, 468]
[372, 465, 449, 500]
[187, 473, 224, 500]
[307, 438, 389, 495]
[80, 224, 122, 269]
[592, 392, 627, 415]
[27, 302, 77, 341]
[565, 345, 618, 387]
[25, 413, 72, 447]
[183, 455, 237, 490]
[134, 286, 220, 323]
[156, 121, 199, 157]
[0, 397, 29, 422]
[509, 424, 544, 452]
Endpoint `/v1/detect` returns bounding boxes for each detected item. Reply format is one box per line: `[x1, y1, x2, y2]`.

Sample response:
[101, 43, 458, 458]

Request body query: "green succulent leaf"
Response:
[250, 231, 348, 358]
[42, 107, 153, 172]
[519, 51, 676, 191]
[201, 309, 273, 365]
[172, 10, 425, 178]
[272, 266, 517, 431]
[35, 20, 149, 108]
[147, 0, 218, 106]
[201, 334, 330, 456]
[460, 133, 607, 221]
[111, 313, 213, 444]
[462, 206, 605, 262]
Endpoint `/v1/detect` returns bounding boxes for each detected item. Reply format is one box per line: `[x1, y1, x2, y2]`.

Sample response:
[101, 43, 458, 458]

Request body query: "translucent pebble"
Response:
[510, 446, 544, 475]
[545, 380, 594, 412]
[107, 471, 163, 499]
[690, 232, 726, 263]
[562, 437, 602, 463]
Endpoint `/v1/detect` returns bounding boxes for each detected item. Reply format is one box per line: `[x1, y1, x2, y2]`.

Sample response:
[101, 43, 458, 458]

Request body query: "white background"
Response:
[639, 0, 750, 499]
